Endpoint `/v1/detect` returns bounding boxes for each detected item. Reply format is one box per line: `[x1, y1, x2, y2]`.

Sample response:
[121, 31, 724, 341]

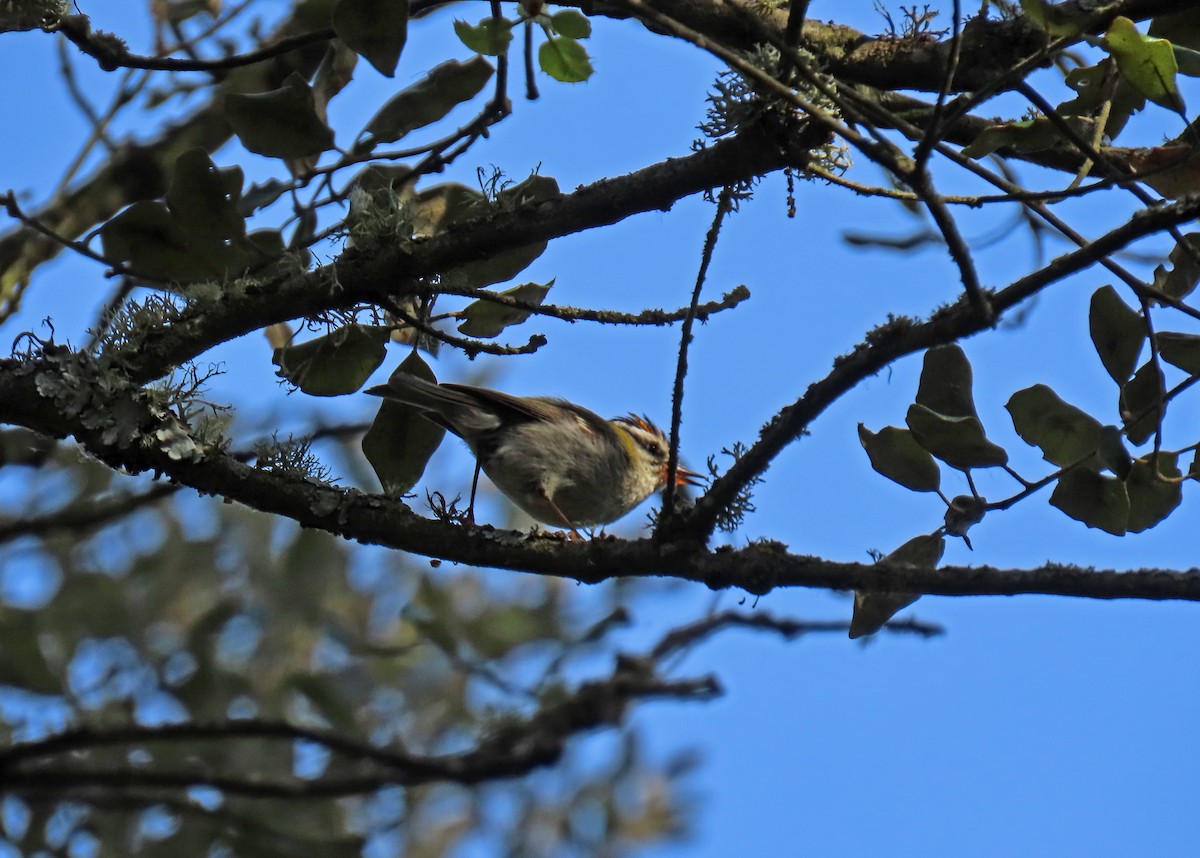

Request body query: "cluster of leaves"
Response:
[455, 1, 595, 84]
[860, 233, 1200, 541]
[966, 9, 1200, 197]
[0, 438, 691, 855]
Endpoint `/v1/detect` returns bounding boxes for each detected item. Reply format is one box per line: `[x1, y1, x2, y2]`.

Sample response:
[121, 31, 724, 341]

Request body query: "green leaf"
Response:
[165, 148, 245, 240]
[332, 0, 408, 77]
[1173, 44, 1200, 77]
[850, 533, 944, 640]
[961, 116, 1095, 158]
[1152, 233, 1200, 302]
[1105, 16, 1185, 113]
[1150, 8, 1200, 51]
[550, 9, 591, 39]
[857, 424, 941, 492]
[226, 73, 336, 158]
[446, 242, 547, 290]
[915, 344, 982, 419]
[1125, 452, 1182, 533]
[1057, 60, 1144, 139]
[0, 608, 61, 694]
[364, 56, 495, 145]
[453, 17, 514, 56]
[906, 404, 1009, 470]
[1156, 331, 1200, 376]
[361, 352, 447, 495]
[1119, 361, 1165, 445]
[1050, 469, 1129, 535]
[272, 324, 389, 396]
[1019, 0, 1086, 36]
[1005, 384, 1103, 469]
[1088, 285, 1145, 384]
[458, 279, 553, 338]
[100, 148, 280, 285]
[538, 36, 594, 83]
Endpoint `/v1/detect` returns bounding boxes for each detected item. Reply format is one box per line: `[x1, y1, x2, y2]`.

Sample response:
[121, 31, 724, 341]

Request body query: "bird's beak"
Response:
[671, 465, 705, 487]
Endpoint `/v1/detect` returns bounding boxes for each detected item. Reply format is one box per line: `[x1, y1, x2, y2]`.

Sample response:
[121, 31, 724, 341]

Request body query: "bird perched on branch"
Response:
[365, 373, 701, 537]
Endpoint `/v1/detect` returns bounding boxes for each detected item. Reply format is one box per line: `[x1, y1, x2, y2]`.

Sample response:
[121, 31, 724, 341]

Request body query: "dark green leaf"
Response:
[362, 352, 446, 495]
[1125, 452, 1182, 533]
[962, 116, 1095, 158]
[850, 533, 944, 639]
[550, 9, 591, 39]
[364, 56, 495, 144]
[1119, 361, 1165, 445]
[446, 242, 547, 290]
[1155, 330, 1200, 375]
[1149, 8, 1200, 51]
[272, 324, 389, 396]
[906, 404, 1009, 470]
[856, 424, 941, 492]
[332, 0, 408, 77]
[915, 344, 981, 419]
[453, 17, 514, 56]
[1005, 384, 1103, 468]
[1050, 469, 1129, 535]
[1058, 61, 1144, 138]
[1019, 0, 1086, 35]
[238, 178, 292, 217]
[458, 279, 553, 338]
[538, 36, 594, 83]
[226, 73, 336, 159]
[164, 148, 245, 240]
[1152, 233, 1200, 302]
[1105, 16, 1185, 113]
[1088, 285, 1145, 384]
[0, 609, 61, 694]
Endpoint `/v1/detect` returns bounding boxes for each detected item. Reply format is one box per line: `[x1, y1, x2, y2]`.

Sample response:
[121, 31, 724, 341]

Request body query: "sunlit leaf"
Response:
[453, 16, 514, 56]
[550, 9, 591, 39]
[1105, 16, 1185, 113]
[538, 36, 594, 83]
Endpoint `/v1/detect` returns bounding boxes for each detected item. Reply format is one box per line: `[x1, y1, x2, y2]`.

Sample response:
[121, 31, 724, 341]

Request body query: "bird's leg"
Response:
[538, 485, 582, 540]
[466, 459, 482, 526]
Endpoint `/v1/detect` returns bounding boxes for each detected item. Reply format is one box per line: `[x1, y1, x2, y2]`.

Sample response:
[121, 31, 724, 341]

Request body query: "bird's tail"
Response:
[364, 373, 500, 435]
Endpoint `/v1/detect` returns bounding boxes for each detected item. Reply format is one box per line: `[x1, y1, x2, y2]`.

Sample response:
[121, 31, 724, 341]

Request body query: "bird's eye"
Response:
[645, 442, 663, 458]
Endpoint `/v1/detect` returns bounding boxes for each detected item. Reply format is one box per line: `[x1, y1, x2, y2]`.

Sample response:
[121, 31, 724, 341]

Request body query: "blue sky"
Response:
[3, 3, 1200, 856]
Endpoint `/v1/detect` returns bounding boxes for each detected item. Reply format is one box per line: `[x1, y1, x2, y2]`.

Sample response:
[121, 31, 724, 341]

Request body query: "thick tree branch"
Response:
[4, 329, 1200, 605]
[112, 123, 803, 383]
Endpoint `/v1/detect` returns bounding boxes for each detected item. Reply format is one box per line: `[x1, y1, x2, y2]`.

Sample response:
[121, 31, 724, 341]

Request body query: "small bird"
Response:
[365, 373, 702, 536]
